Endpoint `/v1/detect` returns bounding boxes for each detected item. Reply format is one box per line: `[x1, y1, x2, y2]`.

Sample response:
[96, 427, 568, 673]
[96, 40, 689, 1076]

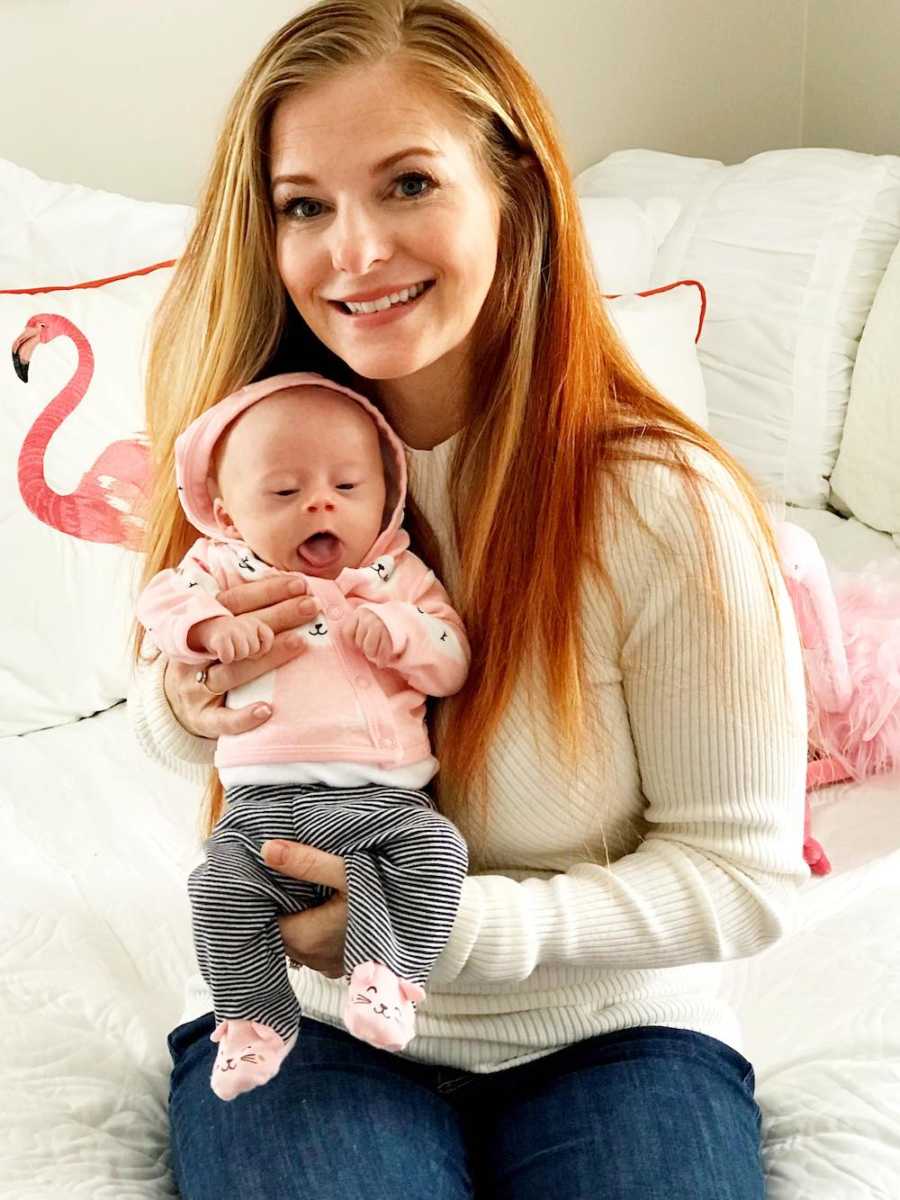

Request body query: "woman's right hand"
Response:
[162, 576, 320, 739]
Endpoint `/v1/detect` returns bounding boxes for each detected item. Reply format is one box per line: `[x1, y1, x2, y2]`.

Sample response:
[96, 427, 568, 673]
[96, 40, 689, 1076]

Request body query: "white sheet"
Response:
[2, 506, 899, 1198]
[1, 702, 200, 1199]
[727, 875, 900, 1198]
[726, 504, 900, 1197]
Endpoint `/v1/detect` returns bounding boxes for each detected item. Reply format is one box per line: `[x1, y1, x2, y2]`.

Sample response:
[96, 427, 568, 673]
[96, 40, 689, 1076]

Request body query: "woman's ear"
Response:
[212, 495, 242, 540]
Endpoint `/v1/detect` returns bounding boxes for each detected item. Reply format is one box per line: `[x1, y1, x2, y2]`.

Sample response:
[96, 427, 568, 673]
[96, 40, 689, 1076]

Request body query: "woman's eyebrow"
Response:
[271, 146, 441, 190]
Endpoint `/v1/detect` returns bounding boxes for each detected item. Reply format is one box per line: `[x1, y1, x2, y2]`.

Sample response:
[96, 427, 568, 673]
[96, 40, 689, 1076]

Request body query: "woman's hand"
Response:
[162, 575, 320, 739]
[262, 840, 348, 979]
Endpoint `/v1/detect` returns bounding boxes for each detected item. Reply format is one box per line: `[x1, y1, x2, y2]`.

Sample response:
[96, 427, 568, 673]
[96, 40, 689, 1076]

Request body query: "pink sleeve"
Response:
[355, 558, 470, 697]
[135, 538, 232, 664]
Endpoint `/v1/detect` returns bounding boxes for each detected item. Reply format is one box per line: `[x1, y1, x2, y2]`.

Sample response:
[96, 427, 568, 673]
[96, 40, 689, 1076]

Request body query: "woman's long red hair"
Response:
[130, 0, 789, 845]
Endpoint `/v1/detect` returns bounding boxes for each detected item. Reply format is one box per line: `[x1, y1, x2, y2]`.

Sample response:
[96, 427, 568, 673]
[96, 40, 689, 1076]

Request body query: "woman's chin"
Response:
[332, 342, 439, 382]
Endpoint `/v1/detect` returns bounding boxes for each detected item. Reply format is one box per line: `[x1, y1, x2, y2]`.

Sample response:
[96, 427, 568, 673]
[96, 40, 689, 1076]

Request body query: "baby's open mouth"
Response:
[298, 531, 342, 568]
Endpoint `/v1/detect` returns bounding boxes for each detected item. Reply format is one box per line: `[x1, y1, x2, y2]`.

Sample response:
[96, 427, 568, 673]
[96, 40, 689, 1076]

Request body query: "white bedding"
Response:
[3, 508, 899, 1199]
[1, 701, 200, 1199]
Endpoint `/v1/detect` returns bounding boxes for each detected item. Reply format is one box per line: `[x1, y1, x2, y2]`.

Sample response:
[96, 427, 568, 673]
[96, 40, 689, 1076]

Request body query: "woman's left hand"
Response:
[262, 840, 348, 979]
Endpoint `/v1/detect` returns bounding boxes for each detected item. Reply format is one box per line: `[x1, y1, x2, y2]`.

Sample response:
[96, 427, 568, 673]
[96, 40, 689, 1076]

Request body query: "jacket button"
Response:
[381, 737, 396, 749]
[328, 606, 342, 619]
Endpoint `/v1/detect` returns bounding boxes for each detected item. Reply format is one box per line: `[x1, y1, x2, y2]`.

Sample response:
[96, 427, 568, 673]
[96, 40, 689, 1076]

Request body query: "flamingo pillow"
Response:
[0, 266, 173, 735]
[0, 269, 711, 737]
[0, 159, 705, 737]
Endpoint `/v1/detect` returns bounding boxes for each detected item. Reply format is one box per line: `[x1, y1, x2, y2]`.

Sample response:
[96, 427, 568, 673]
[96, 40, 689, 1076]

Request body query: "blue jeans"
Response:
[168, 1012, 765, 1199]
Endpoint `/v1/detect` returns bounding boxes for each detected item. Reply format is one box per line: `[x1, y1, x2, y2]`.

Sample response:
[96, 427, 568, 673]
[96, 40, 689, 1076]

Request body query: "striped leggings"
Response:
[187, 782, 468, 1042]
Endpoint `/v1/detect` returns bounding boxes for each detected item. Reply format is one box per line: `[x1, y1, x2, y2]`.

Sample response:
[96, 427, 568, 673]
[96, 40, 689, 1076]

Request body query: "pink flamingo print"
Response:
[11, 313, 151, 551]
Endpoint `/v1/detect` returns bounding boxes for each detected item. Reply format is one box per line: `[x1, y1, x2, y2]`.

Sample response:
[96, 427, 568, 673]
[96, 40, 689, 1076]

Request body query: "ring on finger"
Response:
[195, 668, 219, 693]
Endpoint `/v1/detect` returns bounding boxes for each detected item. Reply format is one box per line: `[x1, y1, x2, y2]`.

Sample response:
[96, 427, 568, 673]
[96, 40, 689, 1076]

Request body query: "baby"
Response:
[136, 371, 470, 1101]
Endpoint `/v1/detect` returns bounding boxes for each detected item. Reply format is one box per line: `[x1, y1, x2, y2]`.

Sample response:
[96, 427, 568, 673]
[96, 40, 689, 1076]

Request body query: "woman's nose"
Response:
[328, 206, 392, 276]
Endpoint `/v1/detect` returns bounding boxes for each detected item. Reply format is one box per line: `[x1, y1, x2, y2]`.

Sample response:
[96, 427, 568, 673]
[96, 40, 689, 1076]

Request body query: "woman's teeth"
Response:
[343, 280, 431, 314]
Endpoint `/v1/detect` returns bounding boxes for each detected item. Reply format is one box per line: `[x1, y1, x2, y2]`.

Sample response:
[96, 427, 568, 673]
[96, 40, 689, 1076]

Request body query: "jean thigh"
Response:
[167, 1012, 473, 1200]
[471, 1025, 764, 1200]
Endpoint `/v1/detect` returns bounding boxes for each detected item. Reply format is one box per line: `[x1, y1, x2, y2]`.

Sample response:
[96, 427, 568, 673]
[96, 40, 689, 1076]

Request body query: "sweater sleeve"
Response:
[127, 643, 215, 783]
[428, 451, 810, 987]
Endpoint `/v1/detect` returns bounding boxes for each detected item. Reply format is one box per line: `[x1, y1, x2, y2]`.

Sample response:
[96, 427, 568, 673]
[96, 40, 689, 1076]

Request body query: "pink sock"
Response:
[209, 1018, 298, 1101]
[342, 961, 426, 1053]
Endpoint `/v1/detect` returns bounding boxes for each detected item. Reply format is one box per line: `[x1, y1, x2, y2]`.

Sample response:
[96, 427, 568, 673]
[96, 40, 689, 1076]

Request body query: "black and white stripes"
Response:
[188, 783, 468, 1042]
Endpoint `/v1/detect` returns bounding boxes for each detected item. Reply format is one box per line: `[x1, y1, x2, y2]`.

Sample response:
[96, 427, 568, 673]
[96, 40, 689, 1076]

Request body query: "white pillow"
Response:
[576, 195, 681, 294]
[0, 274, 705, 738]
[605, 282, 709, 430]
[0, 158, 195, 735]
[578, 148, 900, 509]
[576, 149, 723, 210]
[0, 155, 701, 735]
[829, 236, 900, 538]
[0, 156, 193, 287]
[0, 269, 173, 735]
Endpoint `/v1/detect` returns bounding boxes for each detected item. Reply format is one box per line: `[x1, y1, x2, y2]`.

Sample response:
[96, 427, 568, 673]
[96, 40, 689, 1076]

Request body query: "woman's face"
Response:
[267, 60, 502, 405]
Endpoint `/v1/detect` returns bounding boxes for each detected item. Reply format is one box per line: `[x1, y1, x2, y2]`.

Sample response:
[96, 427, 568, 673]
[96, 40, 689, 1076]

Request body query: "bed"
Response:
[3, 144, 900, 1197]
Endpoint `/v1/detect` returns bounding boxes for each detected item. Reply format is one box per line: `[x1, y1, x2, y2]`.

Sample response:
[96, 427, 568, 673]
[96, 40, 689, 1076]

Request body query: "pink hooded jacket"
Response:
[136, 372, 470, 776]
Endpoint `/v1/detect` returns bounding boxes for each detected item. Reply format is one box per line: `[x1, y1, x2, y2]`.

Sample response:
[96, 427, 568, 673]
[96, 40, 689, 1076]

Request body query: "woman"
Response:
[130, 1, 809, 1196]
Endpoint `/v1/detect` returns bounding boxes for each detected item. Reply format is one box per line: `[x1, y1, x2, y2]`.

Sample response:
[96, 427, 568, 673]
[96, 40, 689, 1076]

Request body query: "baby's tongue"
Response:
[299, 532, 340, 566]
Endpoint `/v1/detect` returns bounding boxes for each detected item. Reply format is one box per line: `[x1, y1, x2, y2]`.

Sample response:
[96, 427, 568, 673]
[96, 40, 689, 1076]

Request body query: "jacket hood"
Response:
[174, 371, 408, 566]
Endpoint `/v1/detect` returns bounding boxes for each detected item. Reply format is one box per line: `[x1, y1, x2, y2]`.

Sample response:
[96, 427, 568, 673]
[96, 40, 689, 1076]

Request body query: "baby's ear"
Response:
[212, 495, 241, 540]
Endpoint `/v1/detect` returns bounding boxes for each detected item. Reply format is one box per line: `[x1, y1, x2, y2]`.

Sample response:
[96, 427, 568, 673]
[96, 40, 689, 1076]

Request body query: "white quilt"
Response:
[1, 704, 201, 1199]
[3, 509, 899, 1199]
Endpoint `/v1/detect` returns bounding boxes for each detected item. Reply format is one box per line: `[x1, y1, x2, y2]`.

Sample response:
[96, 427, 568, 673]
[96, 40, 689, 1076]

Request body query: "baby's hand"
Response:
[191, 614, 276, 664]
[346, 607, 393, 665]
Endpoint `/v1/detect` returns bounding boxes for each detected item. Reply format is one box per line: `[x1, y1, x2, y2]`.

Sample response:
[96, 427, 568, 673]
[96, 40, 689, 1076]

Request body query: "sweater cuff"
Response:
[128, 651, 215, 782]
[428, 876, 486, 986]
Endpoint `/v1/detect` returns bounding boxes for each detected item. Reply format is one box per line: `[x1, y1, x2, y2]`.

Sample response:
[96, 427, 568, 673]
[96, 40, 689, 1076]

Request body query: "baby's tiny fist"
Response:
[254, 620, 275, 655]
[351, 609, 392, 663]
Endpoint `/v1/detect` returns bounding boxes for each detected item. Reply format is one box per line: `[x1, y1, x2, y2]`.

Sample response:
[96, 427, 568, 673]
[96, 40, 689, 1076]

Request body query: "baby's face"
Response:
[211, 386, 388, 579]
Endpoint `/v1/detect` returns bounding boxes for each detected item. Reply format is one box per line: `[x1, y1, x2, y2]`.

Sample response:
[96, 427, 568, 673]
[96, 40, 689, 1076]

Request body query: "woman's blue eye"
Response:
[395, 171, 433, 199]
[276, 171, 436, 221]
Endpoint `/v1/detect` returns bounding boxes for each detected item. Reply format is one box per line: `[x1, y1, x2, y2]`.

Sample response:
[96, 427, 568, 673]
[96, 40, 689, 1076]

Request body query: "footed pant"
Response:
[188, 782, 468, 1042]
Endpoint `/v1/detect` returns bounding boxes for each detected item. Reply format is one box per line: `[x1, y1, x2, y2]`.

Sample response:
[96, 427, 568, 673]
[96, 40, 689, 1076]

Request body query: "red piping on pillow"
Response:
[603, 279, 707, 344]
[0, 258, 177, 296]
[2, 262, 707, 345]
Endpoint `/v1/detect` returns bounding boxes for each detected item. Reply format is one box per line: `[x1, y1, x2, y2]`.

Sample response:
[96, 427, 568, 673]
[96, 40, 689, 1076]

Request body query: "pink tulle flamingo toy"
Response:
[11, 313, 150, 550]
[776, 521, 900, 875]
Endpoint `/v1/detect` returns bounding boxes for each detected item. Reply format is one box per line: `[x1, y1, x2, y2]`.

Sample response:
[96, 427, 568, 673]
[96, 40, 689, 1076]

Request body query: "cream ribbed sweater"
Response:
[129, 430, 810, 1072]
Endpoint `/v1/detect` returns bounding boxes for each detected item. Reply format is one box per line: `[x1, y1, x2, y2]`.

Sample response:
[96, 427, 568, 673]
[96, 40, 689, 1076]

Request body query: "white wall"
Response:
[803, 0, 900, 155]
[1, 0, 807, 205]
[499, 0, 806, 171]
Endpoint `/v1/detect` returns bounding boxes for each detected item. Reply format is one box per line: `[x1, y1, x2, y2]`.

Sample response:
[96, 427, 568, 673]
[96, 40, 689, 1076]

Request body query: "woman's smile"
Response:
[327, 279, 437, 329]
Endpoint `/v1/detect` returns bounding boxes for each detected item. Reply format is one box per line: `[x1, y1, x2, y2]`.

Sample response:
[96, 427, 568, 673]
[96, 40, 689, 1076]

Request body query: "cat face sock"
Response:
[209, 1018, 298, 1101]
[342, 961, 426, 1052]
